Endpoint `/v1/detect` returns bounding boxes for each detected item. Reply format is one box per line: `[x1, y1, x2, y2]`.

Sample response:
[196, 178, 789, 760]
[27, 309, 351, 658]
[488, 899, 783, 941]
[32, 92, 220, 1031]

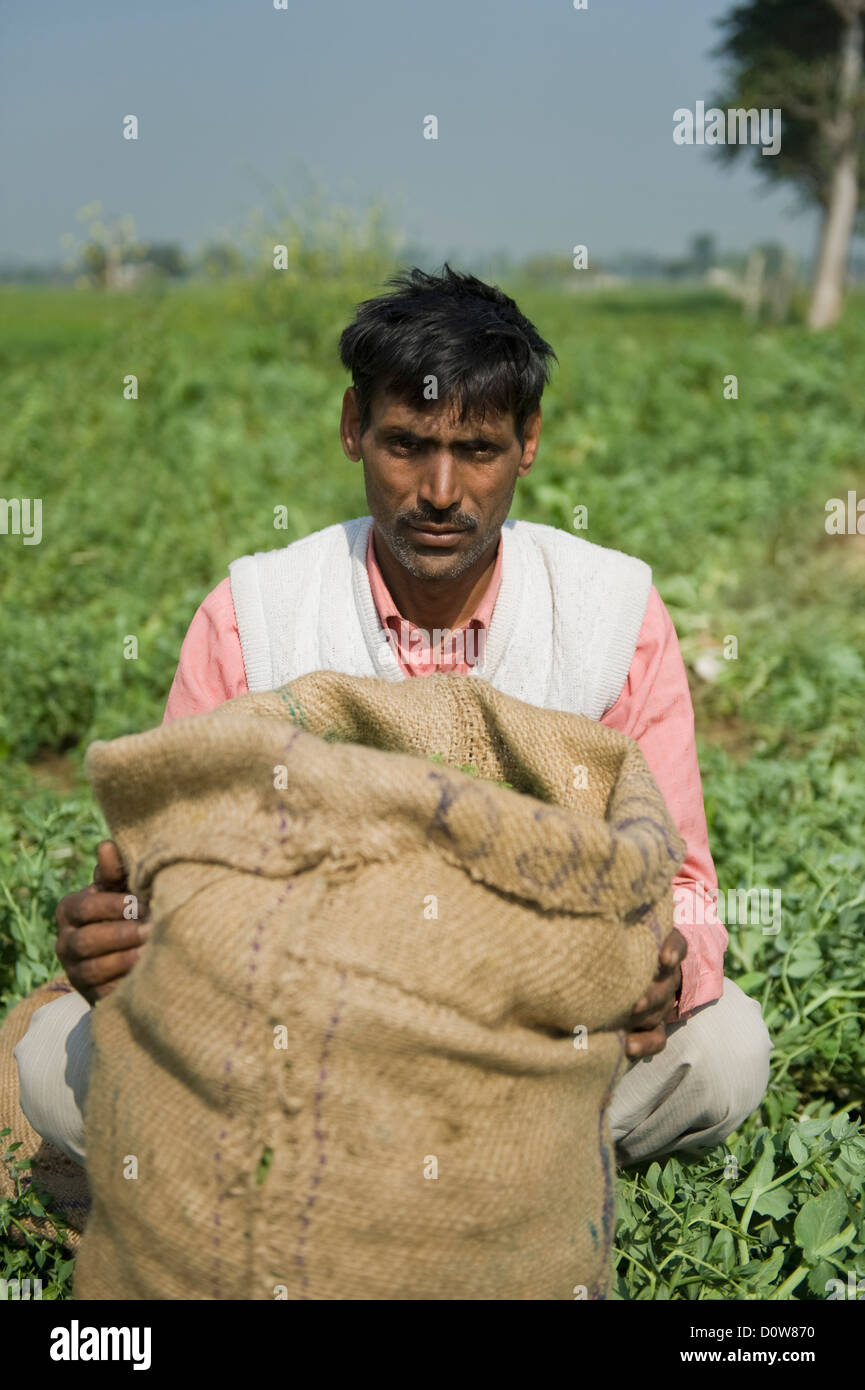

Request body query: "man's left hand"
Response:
[624, 928, 688, 1060]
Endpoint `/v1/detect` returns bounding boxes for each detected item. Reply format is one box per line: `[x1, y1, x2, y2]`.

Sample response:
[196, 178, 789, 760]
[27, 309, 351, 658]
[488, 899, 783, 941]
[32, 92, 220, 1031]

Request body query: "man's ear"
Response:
[340, 387, 363, 461]
[517, 407, 542, 475]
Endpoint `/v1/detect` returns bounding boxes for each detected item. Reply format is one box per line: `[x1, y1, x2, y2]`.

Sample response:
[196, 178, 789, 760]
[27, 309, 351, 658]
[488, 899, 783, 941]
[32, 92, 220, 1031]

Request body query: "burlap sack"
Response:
[74, 670, 684, 1301]
[0, 978, 90, 1249]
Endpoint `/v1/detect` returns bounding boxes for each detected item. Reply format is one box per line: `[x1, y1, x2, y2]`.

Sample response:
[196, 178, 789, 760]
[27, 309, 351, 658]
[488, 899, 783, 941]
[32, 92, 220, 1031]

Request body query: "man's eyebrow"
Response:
[381, 425, 503, 446]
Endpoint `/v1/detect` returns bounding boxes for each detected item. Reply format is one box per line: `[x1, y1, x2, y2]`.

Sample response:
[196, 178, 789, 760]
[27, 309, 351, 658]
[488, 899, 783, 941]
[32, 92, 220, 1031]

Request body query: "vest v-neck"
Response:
[229, 513, 652, 722]
[351, 518, 521, 686]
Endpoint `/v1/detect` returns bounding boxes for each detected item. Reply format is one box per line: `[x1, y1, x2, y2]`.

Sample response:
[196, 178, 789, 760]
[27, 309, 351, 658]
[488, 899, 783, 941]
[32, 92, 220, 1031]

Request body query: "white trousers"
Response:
[14, 977, 772, 1169]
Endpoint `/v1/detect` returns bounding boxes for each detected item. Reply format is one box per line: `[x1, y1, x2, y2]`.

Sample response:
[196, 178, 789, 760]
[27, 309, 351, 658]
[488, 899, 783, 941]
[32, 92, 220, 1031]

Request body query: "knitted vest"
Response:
[228, 516, 652, 721]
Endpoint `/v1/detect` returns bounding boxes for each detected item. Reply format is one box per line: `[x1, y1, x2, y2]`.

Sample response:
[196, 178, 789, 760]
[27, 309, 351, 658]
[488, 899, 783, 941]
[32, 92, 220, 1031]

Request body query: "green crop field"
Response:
[1, 275, 864, 1299]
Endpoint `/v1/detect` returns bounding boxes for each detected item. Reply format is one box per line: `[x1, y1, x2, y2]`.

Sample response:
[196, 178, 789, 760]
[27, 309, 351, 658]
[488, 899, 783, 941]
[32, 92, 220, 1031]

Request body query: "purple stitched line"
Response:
[212, 881, 293, 1298]
[211, 731, 304, 1299]
[292, 969, 347, 1299]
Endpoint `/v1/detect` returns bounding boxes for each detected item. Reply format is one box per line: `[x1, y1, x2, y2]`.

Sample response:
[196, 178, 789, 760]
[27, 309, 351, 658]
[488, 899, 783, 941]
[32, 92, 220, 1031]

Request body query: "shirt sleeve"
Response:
[600, 585, 728, 1017]
[163, 577, 249, 724]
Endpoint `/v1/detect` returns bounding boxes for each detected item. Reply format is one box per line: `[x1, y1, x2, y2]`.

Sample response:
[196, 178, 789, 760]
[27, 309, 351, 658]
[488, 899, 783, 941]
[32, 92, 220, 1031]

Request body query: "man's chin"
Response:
[399, 550, 466, 581]
[384, 524, 489, 581]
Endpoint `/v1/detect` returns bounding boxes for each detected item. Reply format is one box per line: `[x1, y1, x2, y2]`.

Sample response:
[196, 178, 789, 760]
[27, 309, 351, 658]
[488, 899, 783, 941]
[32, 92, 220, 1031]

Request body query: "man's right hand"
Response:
[55, 840, 151, 1005]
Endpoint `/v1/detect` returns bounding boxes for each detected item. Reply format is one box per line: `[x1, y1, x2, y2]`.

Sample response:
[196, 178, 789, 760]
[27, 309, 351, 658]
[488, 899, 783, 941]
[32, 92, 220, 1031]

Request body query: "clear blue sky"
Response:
[1, 0, 830, 268]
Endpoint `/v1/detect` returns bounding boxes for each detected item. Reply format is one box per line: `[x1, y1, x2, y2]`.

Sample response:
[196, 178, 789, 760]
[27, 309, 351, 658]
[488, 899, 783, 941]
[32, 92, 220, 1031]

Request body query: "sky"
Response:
[0, 0, 834, 270]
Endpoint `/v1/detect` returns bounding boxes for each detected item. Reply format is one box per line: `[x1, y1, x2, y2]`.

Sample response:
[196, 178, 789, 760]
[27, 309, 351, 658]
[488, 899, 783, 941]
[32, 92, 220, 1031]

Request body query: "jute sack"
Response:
[0, 978, 90, 1248]
[74, 670, 684, 1301]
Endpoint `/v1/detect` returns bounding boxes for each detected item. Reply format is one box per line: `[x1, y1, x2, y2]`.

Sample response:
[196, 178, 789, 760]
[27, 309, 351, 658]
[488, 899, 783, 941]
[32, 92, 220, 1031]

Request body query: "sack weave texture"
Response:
[74, 670, 685, 1300]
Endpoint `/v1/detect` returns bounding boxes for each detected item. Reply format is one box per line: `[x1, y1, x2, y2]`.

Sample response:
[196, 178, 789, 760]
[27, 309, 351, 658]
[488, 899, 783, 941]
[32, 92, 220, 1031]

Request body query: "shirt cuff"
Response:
[670, 881, 728, 1017]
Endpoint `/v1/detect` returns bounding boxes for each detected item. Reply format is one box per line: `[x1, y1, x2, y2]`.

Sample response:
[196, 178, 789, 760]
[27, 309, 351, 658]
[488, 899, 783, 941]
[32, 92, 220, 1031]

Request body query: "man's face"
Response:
[340, 388, 540, 582]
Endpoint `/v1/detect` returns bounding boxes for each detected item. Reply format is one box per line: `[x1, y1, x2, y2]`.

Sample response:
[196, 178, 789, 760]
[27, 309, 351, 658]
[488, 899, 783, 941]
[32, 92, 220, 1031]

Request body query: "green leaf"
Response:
[645, 1162, 662, 1195]
[806, 1260, 837, 1296]
[839, 1137, 865, 1172]
[707, 1227, 735, 1271]
[754, 1245, 785, 1288]
[831, 1112, 857, 1142]
[788, 1129, 809, 1165]
[796, 1116, 833, 1142]
[785, 940, 823, 979]
[757, 1220, 779, 1247]
[751, 1186, 793, 1220]
[255, 1144, 274, 1186]
[731, 1140, 775, 1202]
[661, 1163, 677, 1204]
[735, 971, 766, 994]
[715, 1183, 736, 1221]
[794, 1189, 849, 1262]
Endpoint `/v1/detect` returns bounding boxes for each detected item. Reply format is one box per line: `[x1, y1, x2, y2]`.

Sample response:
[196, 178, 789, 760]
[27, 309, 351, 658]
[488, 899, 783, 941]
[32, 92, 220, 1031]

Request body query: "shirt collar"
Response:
[366, 525, 503, 630]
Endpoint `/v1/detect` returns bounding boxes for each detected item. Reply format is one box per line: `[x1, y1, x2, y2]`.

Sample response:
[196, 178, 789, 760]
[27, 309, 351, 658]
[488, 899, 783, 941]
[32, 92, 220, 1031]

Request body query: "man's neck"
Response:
[372, 526, 499, 632]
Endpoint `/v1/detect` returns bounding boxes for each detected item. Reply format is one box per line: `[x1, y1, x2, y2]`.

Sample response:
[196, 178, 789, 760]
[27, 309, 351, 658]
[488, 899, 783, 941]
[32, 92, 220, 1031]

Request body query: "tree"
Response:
[60, 205, 143, 289]
[690, 232, 718, 276]
[197, 242, 246, 278]
[714, 0, 865, 328]
[144, 243, 187, 278]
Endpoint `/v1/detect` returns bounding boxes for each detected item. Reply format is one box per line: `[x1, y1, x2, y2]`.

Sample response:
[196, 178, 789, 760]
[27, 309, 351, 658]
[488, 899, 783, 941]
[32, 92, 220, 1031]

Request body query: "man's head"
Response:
[338, 264, 557, 582]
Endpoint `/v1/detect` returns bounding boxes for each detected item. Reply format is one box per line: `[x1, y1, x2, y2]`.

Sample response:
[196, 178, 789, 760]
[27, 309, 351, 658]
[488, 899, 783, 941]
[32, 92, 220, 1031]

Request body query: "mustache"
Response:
[401, 514, 478, 531]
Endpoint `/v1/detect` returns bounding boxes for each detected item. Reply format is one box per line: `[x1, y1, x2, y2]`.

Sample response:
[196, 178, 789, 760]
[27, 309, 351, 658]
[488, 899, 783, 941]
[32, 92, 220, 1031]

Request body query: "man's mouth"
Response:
[408, 523, 469, 546]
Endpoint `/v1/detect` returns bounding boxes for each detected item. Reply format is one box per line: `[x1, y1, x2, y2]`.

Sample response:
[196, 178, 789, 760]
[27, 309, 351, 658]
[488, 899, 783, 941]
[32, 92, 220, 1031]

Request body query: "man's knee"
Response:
[680, 978, 773, 1142]
[611, 978, 773, 1165]
[13, 990, 92, 1165]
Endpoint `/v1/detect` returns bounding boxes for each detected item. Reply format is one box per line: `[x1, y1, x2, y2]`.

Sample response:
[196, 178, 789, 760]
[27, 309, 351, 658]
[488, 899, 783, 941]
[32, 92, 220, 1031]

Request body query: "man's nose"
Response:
[417, 453, 462, 514]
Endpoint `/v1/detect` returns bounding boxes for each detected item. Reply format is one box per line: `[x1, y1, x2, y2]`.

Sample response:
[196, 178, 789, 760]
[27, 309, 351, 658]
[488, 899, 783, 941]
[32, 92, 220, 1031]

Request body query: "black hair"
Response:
[338, 263, 558, 448]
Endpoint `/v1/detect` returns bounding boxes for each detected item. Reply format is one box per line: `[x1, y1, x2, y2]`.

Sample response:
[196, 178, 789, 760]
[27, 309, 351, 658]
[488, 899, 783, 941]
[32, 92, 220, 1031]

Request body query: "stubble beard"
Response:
[379, 518, 500, 582]
[368, 464, 517, 583]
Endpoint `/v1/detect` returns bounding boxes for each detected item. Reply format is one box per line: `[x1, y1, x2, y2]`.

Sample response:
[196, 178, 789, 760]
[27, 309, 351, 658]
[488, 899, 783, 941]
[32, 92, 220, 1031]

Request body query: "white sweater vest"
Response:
[228, 516, 652, 721]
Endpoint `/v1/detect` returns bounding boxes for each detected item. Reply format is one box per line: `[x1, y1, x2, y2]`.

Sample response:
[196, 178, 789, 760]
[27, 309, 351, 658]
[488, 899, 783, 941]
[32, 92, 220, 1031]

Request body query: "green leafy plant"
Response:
[2, 279, 863, 1298]
[0, 1130, 76, 1299]
[426, 751, 513, 788]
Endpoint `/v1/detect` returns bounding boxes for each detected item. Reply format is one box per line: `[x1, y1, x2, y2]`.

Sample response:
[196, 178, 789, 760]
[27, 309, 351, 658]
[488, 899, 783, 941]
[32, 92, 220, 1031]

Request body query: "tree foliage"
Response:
[714, 0, 865, 213]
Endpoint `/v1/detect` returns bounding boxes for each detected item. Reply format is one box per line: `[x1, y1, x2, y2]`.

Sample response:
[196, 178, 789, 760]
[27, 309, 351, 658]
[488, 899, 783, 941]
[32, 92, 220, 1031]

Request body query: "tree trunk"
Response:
[743, 248, 766, 322]
[807, 6, 864, 329]
[808, 148, 860, 327]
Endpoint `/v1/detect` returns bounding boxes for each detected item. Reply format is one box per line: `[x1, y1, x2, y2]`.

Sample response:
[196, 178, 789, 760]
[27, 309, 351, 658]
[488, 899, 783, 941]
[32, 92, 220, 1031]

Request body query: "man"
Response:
[17, 265, 771, 1169]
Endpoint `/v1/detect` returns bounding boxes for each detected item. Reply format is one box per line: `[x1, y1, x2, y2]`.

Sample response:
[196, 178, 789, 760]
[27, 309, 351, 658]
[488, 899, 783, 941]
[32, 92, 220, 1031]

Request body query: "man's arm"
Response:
[163, 577, 248, 722]
[56, 579, 246, 1000]
[601, 585, 728, 1039]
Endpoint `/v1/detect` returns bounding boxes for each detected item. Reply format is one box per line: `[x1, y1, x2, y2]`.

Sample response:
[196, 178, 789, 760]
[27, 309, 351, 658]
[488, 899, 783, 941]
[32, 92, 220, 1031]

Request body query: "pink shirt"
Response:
[368, 529, 504, 675]
[163, 533, 727, 1017]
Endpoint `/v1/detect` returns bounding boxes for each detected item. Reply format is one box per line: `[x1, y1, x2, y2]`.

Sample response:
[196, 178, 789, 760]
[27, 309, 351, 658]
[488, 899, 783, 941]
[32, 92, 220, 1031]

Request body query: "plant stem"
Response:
[772, 1263, 809, 1300]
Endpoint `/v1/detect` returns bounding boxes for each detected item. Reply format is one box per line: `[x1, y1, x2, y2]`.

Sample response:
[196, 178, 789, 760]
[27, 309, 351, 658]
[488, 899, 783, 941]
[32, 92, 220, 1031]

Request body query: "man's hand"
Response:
[625, 928, 687, 1060]
[55, 840, 151, 1006]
